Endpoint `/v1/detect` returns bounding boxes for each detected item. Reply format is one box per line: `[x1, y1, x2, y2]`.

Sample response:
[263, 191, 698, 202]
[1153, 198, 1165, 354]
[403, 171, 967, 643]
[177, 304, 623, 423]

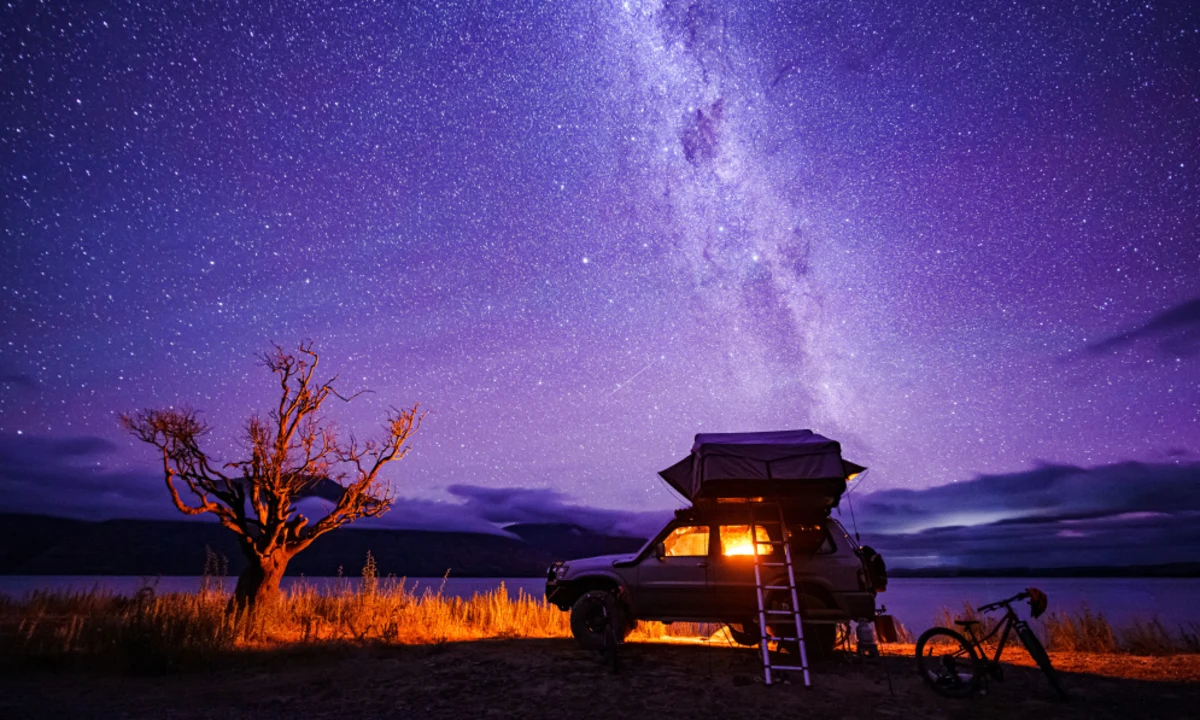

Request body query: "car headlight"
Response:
[546, 562, 569, 581]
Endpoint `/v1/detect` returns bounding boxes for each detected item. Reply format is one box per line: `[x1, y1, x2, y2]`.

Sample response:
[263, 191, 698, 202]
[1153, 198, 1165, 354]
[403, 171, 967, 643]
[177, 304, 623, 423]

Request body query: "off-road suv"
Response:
[546, 503, 886, 656]
[544, 429, 886, 656]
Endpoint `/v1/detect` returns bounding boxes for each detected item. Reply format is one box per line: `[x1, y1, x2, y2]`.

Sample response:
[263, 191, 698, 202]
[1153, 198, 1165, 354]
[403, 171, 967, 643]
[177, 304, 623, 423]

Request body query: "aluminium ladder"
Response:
[751, 505, 811, 687]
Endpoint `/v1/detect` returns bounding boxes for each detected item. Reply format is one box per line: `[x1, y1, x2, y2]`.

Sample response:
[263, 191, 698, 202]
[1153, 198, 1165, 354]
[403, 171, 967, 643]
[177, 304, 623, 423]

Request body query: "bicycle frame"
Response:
[960, 601, 1029, 668]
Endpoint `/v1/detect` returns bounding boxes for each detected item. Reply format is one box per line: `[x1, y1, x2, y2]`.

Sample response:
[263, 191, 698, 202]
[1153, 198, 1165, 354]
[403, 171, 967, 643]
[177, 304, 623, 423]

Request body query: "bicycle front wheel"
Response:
[1017, 625, 1068, 700]
[915, 627, 982, 698]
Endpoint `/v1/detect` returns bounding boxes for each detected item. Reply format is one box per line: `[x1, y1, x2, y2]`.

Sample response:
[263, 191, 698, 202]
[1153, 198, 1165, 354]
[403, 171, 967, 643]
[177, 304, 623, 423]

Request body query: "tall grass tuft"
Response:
[1121, 618, 1180, 656]
[932, 601, 1197, 655]
[933, 602, 1000, 647]
[2, 582, 238, 672]
[1042, 604, 1117, 653]
[0, 555, 579, 672]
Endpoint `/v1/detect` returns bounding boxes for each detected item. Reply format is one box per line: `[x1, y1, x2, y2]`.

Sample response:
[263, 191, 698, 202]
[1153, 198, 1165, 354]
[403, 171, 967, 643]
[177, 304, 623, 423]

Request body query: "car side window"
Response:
[818, 529, 836, 555]
[718, 525, 774, 556]
[662, 525, 709, 557]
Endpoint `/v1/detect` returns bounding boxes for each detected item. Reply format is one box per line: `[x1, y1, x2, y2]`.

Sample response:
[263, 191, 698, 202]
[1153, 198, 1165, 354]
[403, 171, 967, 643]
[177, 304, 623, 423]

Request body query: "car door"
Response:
[636, 524, 713, 618]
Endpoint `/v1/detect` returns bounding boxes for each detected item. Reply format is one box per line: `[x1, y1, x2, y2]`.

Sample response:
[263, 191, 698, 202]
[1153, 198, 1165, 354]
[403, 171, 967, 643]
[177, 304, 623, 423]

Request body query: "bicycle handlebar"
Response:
[977, 590, 1030, 614]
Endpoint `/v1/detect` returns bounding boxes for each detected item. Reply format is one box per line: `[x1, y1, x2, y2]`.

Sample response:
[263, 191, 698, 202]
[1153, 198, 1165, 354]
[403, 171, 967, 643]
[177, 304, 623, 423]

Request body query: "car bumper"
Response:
[545, 580, 569, 608]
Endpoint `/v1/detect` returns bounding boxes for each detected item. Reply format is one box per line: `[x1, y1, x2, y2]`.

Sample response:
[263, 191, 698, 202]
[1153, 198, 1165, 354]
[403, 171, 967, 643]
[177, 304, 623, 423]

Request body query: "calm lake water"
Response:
[1, 575, 1195, 634]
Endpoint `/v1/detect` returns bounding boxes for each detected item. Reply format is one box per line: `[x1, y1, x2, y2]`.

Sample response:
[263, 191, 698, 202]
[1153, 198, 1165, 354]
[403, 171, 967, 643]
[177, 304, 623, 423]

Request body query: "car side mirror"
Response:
[655, 542, 666, 560]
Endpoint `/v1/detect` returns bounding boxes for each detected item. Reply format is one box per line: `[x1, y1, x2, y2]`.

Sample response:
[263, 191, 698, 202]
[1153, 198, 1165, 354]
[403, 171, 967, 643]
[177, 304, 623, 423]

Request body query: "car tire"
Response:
[803, 618, 837, 660]
[766, 592, 837, 660]
[570, 589, 626, 651]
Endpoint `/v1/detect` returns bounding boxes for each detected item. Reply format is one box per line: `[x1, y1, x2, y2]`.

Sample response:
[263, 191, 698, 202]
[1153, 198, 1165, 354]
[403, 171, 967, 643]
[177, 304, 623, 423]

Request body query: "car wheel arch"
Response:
[559, 574, 627, 608]
[765, 580, 837, 614]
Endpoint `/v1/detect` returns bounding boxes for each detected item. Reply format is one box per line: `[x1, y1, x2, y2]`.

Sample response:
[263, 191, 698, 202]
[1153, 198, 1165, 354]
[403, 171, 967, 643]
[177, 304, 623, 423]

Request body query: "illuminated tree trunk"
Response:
[232, 551, 292, 611]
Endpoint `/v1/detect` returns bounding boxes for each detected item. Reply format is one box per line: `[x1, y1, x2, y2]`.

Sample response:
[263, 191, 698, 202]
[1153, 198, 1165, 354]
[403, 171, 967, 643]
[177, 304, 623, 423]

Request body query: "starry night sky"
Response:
[2, 1, 1198, 541]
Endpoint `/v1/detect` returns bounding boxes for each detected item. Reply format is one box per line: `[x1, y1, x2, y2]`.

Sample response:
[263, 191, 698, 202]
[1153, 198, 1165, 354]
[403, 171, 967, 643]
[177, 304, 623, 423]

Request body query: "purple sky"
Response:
[2, 1, 1198, 553]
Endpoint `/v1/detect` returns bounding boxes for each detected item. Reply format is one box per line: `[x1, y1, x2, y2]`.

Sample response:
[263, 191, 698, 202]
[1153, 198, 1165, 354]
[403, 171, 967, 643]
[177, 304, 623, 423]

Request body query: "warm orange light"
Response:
[663, 525, 710, 557]
[721, 525, 772, 556]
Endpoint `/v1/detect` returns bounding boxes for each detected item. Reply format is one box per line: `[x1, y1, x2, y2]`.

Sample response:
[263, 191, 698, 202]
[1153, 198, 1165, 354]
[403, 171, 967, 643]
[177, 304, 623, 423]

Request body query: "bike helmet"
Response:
[1026, 587, 1048, 618]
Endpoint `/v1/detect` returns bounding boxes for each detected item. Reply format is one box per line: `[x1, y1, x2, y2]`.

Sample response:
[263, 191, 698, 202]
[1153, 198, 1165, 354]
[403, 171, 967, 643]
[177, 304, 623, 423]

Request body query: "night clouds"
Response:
[4, 430, 1196, 568]
[1085, 296, 1200, 359]
[849, 462, 1200, 568]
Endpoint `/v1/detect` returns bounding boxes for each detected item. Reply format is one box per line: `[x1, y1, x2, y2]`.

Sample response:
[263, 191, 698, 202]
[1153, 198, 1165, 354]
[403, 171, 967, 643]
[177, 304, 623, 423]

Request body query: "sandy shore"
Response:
[2, 639, 1198, 719]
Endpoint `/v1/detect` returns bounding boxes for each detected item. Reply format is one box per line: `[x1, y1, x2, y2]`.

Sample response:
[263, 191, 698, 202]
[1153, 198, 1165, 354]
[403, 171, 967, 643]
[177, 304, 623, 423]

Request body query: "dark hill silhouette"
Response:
[503, 522, 645, 559]
[7, 513, 1192, 579]
[0, 513, 648, 578]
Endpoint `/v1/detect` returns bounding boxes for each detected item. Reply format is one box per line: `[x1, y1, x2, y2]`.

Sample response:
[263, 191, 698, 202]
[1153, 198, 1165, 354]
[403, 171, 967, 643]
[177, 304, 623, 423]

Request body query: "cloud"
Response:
[0, 432, 672, 539]
[1084, 296, 1200, 358]
[0, 433, 172, 520]
[20, 430, 1193, 570]
[444, 484, 671, 538]
[259, 483, 671, 538]
[849, 461, 1200, 568]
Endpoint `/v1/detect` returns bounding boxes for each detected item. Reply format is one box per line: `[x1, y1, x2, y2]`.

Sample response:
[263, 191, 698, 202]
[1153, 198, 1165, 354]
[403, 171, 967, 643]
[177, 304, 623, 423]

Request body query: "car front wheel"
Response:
[765, 592, 837, 660]
[570, 589, 626, 651]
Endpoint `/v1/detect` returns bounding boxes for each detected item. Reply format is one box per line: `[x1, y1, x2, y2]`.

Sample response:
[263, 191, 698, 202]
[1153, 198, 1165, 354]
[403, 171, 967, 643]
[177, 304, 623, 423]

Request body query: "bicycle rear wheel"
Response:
[1017, 625, 1068, 700]
[915, 627, 982, 698]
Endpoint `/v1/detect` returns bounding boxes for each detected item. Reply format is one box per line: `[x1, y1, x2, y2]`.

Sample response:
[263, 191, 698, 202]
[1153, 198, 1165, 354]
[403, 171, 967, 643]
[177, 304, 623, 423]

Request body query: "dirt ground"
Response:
[2, 639, 1198, 720]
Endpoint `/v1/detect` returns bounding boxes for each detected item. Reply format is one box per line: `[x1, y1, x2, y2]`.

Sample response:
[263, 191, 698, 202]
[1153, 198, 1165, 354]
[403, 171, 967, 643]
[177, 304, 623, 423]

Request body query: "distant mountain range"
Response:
[3, 513, 1195, 579]
[0, 514, 646, 578]
[887, 563, 1200, 578]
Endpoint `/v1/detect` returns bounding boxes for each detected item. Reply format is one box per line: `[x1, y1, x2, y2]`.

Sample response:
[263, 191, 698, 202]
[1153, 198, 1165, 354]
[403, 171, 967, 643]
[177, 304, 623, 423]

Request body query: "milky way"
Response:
[2, 0, 1198, 524]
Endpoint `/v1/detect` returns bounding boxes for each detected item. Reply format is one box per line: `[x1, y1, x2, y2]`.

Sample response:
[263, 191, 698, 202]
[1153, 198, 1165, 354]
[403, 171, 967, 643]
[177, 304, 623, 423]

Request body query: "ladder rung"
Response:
[768, 664, 808, 671]
[765, 636, 802, 642]
[761, 584, 792, 590]
[764, 610, 798, 615]
[757, 562, 787, 567]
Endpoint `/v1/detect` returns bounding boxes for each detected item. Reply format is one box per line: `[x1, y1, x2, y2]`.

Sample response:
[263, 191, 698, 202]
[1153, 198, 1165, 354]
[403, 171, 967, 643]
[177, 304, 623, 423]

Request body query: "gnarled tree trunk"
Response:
[231, 551, 292, 613]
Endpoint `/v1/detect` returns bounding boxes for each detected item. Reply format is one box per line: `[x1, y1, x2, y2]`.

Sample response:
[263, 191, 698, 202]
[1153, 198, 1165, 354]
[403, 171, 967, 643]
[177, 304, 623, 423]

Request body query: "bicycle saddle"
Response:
[954, 620, 980, 627]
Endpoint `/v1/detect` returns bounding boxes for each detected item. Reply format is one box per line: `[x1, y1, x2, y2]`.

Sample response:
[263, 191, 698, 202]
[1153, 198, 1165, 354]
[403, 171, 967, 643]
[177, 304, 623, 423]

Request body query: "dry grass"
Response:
[1043, 604, 1119, 653]
[0, 576, 573, 672]
[0, 553, 719, 672]
[1, 583, 239, 672]
[4, 554, 1195, 674]
[932, 601, 1200, 656]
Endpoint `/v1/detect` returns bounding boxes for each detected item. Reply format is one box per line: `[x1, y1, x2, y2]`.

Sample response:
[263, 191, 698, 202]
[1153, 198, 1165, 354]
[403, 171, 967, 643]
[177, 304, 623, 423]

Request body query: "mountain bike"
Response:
[915, 588, 1068, 700]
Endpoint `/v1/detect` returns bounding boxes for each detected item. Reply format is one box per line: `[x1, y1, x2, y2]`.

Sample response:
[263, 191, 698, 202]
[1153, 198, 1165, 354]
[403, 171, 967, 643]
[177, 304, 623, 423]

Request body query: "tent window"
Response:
[719, 525, 773, 556]
[662, 525, 710, 557]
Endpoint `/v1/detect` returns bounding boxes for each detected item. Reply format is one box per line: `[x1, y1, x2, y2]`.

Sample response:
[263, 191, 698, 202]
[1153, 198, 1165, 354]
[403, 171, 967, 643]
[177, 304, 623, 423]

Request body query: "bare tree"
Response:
[121, 341, 422, 611]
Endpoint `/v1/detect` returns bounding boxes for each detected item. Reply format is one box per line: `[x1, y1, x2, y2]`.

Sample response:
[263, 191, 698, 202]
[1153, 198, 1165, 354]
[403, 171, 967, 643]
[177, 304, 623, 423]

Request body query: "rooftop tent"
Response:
[658, 429, 865, 509]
